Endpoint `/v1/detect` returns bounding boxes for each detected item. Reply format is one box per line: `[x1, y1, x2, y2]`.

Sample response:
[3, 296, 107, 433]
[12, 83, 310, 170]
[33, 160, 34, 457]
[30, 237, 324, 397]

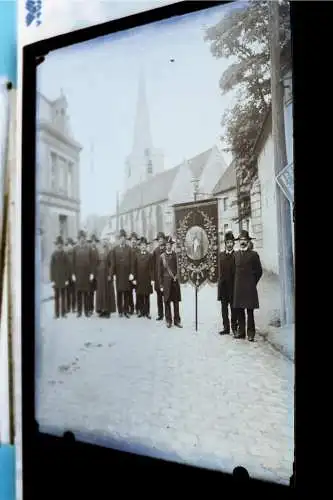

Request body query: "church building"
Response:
[37, 90, 82, 281]
[106, 72, 228, 241]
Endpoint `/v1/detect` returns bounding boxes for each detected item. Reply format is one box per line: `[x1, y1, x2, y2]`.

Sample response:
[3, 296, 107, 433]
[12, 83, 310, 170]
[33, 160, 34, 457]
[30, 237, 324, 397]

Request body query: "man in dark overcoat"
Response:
[50, 236, 70, 318]
[127, 232, 140, 315]
[72, 230, 94, 318]
[153, 232, 166, 321]
[88, 234, 99, 316]
[65, 237, 76, 314]
[95, 238, 116, 318]
[233, 230, 263, 341]
[159, 236, 182, 329]
[217, 231, 238, 336]
[133, 237, 154, 318]
[111, 229, 133, 318]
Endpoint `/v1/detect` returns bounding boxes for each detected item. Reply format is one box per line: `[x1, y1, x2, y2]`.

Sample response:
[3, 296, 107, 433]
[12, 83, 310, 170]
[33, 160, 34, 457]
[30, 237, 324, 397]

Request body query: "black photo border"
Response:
[21, 0, 305, 495]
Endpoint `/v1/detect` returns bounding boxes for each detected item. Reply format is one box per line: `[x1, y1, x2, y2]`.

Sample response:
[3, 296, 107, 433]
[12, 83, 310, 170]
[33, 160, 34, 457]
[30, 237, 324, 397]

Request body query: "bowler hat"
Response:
[54, 235, 64, 245]
[156, 232, 166, 241]
[128, 232, 139, 241]
[91, 234, 100, 243]
[224, 231, 235, 242]
[166, 235, 175, 245]
[119, 228, 127, 239]
[78, 229, 86, 239]
[236, 229, 254, 241]
[140, 236, 148, 245]
[66, 237, 75, 245]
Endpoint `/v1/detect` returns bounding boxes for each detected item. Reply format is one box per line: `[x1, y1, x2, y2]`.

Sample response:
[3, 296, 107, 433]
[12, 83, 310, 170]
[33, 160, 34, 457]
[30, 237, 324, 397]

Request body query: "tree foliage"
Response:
[204, 0, 291, 219]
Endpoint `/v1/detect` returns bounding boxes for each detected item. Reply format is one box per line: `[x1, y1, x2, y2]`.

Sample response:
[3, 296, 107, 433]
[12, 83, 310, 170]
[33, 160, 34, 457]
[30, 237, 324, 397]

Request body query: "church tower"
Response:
[124, 69, 164, 190]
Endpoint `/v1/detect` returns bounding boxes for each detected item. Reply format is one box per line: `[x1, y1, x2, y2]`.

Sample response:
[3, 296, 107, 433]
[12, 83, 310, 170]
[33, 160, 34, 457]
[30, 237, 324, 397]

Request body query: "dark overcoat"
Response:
[130, 246, 140, 290]
[233, 249, 263, 309]
[73, 243, 93, 292]
[134, 251, 154, 295]
[95, 248, 116, 313]
[90, 246, 99, 292]
[66, 248, 74, 277]
[159, 251, 181, 303]
[111, 244, 133, 292]
[217, 251, 236, 303]
[50, 249, 70, 289]
[153, 245, 165, 291]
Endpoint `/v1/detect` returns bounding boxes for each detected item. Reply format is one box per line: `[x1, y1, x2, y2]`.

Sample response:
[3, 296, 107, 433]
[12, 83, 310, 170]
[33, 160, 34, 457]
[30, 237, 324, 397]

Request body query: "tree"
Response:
[204, 0, 291, 221]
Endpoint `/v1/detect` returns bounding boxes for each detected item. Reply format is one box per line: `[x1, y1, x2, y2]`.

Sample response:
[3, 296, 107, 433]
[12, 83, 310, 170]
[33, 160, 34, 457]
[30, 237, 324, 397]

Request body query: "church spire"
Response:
[131, 67, 153, 159]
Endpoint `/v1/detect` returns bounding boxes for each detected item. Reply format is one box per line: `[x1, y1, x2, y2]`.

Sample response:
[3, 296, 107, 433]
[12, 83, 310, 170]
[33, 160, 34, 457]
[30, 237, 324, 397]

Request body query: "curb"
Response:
[257, 329, 294, 362]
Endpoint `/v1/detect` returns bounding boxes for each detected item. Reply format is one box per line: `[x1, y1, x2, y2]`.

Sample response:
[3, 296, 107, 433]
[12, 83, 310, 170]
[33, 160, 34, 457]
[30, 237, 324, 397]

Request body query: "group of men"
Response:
[49, 229, 182, 328]
[49, 226, 263, 339]
[217, 229, 263, 342]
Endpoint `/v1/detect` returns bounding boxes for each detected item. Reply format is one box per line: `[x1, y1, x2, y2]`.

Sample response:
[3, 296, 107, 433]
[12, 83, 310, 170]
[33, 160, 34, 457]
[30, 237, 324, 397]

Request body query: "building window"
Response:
[51, 152, 57, 190]
[59, 214, 68, 239]
[144, 148, 150, 157]
[223, 197, 228, 211]
[58, 157, 67, 195]
[147, 159, 153, 175]
[68, 162, 73, 197]
[224, 223, 229, 233]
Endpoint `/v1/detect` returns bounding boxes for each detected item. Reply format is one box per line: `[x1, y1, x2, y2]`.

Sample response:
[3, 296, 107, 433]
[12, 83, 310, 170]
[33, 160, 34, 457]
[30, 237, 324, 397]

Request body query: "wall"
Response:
[256, 133, 279, 274]
[217, 187, 238, 237]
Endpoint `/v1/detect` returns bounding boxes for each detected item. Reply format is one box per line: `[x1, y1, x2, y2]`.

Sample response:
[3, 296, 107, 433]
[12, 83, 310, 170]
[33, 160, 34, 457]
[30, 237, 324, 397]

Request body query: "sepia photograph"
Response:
[35, 1, 295, 485]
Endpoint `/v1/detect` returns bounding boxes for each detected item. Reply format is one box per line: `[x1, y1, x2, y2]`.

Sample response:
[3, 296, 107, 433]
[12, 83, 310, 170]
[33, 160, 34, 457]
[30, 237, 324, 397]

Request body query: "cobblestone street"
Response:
[36, 284, 294, 485]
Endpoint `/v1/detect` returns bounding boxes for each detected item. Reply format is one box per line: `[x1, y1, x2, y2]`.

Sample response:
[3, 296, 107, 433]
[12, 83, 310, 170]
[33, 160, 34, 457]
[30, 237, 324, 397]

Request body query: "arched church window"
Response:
[144, 148, 150, 157]
[147, 159, 153, 175]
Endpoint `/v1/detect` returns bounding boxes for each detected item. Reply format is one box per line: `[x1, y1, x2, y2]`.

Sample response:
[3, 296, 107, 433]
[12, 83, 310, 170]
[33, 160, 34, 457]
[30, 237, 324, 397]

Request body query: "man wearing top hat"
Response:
[217, 230, 238, 336]
[88, 234, 99, 316]
[72, 230, 94, 318]
[64, 237, 76, 314]
[128, 232, 140, 315]
[50, 236, 70, 319]
[233, 229, 263, 341]
[159, 236, 182, 328]
[111, 229, 134, 318]
[153, 232, 166, 321]
[133, 237, 154, 318]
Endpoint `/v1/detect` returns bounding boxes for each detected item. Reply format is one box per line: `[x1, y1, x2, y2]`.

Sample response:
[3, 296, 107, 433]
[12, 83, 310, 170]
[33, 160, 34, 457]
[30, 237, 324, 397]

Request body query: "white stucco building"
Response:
[250, 60, 294, 274]
[36, 90, 82, 281]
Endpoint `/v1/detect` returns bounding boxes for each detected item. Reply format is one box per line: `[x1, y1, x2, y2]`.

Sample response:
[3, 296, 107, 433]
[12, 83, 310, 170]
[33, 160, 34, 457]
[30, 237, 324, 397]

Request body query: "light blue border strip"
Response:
[0, 0, 17, 85]
[0, 445, 16, 500]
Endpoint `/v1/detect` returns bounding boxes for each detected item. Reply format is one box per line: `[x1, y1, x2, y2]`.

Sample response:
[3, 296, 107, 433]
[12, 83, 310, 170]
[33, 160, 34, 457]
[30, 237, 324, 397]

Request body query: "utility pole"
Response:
[269, 1, 294, 326]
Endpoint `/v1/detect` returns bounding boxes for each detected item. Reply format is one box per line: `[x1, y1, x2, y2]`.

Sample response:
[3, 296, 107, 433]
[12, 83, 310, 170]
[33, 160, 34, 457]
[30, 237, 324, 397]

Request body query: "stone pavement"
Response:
[36, 285, 294, 486]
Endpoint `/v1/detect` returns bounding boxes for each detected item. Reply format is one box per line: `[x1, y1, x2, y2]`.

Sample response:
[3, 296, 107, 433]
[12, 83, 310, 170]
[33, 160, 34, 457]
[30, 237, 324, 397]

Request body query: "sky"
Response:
[37, 2, 242, 220]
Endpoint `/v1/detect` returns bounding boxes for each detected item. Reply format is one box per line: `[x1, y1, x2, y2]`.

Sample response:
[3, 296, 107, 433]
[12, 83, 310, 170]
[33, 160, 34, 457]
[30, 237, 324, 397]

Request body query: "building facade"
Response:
[250, 63, 294, 274]
[212, 160, 239, 242]
[37, 91, 82, 281]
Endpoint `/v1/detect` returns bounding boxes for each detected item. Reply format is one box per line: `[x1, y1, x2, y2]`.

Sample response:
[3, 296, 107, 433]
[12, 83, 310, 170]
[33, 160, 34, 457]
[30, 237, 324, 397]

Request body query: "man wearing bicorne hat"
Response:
[233, 229, 263, 341]
[88, 234, 99, 316]
[50, 236, 70, 319]
[65, 237, 76, 314]
[217, 231, 238, 336]
[160, 236, 182, 328]
[72, 230, 95, 318]
[111, 229, 134, 318]
[153, 231, 166, 321]
[127, 232, 140, 315]
[133, 237, 154, 318]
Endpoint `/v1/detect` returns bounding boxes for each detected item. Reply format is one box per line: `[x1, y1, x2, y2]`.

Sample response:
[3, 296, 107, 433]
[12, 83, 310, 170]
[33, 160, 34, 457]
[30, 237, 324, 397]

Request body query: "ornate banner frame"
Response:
[173, 198, 219, 289]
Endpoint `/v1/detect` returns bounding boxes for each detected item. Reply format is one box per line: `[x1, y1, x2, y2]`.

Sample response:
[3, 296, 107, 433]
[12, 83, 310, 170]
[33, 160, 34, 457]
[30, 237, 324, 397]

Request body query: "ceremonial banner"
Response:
[174, 198, 219, 288]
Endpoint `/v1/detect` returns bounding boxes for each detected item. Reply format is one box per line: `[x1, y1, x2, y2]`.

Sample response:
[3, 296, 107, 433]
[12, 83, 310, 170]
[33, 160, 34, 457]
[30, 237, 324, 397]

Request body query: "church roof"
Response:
[213, 160, 237, 195]
[119, 147, 214, 214]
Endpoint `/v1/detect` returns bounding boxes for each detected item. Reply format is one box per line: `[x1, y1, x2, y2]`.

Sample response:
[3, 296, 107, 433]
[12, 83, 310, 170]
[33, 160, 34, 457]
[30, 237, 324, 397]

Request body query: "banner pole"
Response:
[195, 286, 198, 332]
